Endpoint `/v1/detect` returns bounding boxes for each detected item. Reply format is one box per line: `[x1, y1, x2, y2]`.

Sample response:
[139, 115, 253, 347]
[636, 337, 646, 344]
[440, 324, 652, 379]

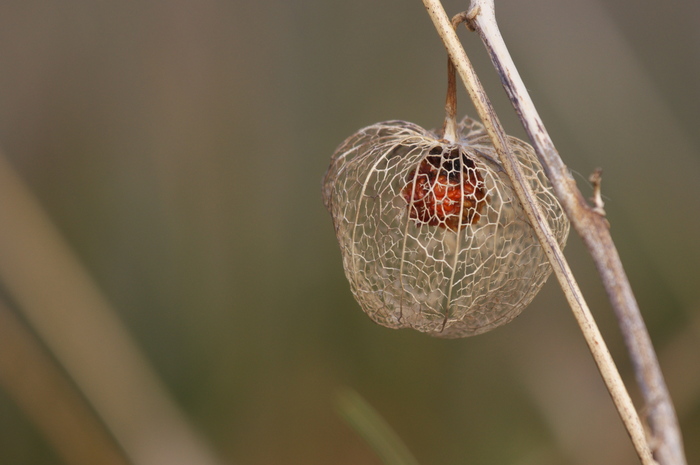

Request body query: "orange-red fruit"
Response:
[402, 150, 486, 231]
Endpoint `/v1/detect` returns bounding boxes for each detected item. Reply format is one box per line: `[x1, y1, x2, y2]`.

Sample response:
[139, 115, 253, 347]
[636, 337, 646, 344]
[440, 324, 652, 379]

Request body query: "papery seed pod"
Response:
[323, 116, 569, 338]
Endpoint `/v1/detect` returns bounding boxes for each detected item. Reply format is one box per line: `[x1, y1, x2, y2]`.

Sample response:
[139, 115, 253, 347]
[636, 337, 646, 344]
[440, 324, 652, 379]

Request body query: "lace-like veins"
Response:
[402, 148, 487, 232]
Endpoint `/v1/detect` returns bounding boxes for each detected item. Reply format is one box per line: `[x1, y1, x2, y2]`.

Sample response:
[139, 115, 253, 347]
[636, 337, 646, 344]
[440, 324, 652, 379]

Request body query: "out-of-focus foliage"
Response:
[0, 0, 697, 464]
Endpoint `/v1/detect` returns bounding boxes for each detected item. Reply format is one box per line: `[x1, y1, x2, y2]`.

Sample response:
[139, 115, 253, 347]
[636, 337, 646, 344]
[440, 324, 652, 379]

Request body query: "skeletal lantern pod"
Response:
[323, 116, 570, 338]
[323, 44, 569, 337]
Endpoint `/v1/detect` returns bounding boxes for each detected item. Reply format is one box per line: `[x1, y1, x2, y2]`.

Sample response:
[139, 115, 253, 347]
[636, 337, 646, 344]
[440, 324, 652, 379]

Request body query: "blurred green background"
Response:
[0, 0, 698, 464]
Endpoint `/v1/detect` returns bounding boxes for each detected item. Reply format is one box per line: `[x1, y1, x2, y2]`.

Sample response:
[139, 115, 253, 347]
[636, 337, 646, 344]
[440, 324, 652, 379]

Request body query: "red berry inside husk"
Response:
[402, 148, 487, 231]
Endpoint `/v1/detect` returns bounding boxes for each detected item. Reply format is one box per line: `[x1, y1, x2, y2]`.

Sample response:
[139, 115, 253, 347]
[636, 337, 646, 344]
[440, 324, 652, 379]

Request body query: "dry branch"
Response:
[462, 1, 685, 464]
[419, 0, 687, 464]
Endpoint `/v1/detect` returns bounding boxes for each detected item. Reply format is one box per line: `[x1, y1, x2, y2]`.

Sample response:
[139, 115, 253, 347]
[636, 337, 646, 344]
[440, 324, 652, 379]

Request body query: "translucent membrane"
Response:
[323, 117, 569, 338]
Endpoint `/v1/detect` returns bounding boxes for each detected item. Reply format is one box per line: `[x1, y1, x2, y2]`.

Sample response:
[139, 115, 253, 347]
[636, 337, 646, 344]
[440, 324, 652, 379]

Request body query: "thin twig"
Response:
[465, 1, 685, 464]
[420, 1, 657, 464]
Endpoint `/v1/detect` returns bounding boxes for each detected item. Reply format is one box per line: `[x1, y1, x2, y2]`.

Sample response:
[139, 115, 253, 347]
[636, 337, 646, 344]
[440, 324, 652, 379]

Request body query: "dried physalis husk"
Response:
[323, 116, 569, 338]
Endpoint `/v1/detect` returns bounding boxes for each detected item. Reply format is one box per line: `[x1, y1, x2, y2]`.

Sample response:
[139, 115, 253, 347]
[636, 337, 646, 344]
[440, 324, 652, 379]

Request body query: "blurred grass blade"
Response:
[335, 388, 421, 465]
[0, 151, 224, 465]
[0, 299, 130, 465]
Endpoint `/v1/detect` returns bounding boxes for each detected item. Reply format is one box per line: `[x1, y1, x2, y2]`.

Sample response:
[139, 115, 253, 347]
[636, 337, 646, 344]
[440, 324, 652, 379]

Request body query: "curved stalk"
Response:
[465, 1, 685, 464]
[421, 1, 661, 464]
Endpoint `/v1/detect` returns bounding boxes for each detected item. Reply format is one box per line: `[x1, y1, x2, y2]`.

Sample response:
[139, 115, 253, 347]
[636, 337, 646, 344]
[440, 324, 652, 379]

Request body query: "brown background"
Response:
[0, 0, 698, 464]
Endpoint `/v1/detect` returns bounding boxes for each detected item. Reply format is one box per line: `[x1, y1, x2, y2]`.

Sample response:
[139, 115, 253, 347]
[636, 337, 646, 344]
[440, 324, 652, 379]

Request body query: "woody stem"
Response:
[442, 13, 469, 142]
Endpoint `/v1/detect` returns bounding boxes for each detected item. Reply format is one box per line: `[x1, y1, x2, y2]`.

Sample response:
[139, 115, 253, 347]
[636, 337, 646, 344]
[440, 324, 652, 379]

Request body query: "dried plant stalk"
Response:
[420, 0, 662, 464]
[463, 2, 685, 464]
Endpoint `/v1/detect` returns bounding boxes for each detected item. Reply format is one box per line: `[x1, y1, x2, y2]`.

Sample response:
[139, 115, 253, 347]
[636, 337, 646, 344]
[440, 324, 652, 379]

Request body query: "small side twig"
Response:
[464, 2, 685, 464]
[589, 168, 607, 217]
[420, 1, 662, 464]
